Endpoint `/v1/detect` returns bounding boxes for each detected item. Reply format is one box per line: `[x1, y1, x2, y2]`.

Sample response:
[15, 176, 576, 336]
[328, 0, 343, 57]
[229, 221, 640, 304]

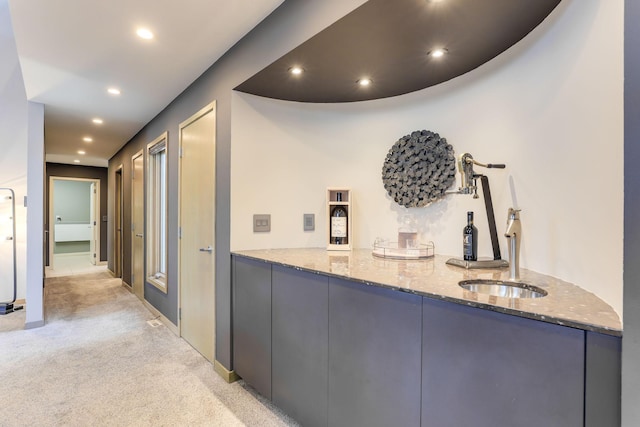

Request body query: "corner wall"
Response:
[623, 0, 640, 424]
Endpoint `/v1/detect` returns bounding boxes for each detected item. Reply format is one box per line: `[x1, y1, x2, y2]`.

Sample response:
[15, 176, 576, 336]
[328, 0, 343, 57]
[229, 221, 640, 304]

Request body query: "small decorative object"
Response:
[382, 130, 456, 208]
[372, 239, 435, 260]
[327, 188, 352, 251]
[397, 214, 419, 249]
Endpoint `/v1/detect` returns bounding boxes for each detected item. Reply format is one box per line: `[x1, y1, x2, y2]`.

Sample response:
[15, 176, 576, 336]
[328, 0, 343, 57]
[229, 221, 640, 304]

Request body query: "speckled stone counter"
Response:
[232, 248, 622, 337]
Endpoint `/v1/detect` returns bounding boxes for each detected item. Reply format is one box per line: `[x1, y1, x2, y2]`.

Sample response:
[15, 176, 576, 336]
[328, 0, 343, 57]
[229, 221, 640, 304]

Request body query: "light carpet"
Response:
[0, 272, 298, 427]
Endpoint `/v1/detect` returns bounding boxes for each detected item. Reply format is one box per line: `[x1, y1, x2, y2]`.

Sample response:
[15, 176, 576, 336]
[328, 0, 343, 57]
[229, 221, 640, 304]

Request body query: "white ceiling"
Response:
[7, 0, 284, 167]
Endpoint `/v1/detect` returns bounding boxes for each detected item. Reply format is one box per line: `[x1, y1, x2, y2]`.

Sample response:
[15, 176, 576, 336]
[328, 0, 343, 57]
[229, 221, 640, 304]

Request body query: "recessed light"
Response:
[73, 159, 80, 163]
[289, 66, 304, 76]
[92, 118, 103, 125]
[77, 150, 86, 155]
[83, 137, 93, 142]
[357, 78, 372, 87]
[136, 28, 154, 40]
[107, 87, 121, 95]
[429, 48, 448, 58]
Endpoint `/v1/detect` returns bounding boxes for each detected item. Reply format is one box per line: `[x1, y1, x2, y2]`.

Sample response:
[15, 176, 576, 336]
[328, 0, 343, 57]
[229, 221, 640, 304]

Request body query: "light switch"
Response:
[253, 214, 271, 232]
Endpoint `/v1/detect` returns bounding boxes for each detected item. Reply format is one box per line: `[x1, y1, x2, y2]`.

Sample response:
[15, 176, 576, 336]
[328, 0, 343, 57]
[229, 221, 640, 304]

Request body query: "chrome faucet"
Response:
[505, 208, 522, 280]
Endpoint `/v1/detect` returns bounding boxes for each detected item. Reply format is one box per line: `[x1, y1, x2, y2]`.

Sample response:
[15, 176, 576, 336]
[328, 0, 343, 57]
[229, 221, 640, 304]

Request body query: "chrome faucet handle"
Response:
[507, 207, 522, 219]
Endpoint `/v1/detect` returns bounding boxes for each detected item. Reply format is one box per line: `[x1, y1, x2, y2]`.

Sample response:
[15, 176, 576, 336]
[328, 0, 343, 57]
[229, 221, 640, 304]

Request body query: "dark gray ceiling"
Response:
[235, 0, 561, 103]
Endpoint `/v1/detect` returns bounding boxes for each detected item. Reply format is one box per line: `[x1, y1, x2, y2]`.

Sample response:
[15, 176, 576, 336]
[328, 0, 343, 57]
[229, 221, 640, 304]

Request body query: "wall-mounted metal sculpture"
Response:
[382, 130, 456, 208]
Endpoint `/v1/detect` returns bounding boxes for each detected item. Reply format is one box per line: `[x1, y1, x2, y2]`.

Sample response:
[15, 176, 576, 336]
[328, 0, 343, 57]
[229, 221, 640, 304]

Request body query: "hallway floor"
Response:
[0, 272, 299, 426]
[45, 252, 108, 277]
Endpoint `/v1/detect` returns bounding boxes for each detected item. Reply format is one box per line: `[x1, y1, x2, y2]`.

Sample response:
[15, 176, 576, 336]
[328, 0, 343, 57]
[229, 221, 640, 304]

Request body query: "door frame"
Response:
[177, 100, 217, 339]
[131, 149, 145, 297]
[48, 176, 100, 269]
[114, 164, 124, 278]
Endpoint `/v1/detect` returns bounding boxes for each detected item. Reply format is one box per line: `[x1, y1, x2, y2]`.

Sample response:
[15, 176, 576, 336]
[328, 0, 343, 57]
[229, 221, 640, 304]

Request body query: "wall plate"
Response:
[303, 213, 315, 231]
[253, 214, 271, 232]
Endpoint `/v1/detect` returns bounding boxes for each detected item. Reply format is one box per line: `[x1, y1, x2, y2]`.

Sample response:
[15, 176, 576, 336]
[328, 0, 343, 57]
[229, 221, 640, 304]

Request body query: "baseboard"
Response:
[54, 252, 90, 258]
[214, 360, 240, 383]
[122, 280, 132, 289]
[25, 319, 45, 329]
[142, 300, 179, 336]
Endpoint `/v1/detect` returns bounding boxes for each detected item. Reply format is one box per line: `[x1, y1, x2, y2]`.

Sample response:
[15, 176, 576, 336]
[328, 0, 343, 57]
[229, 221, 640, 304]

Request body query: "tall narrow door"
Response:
[114, 168, 123, 278]
[179, 102, 216, 362]
[132, 151, 144, 299]
[89, 182, 97, 265]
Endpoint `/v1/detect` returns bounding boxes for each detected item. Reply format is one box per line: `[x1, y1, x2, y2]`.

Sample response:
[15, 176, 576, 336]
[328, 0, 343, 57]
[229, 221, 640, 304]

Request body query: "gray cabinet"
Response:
[232, 256, 272, 398]
[272, 265, 329, 427]
[231, 255, 621, 427]
[585, 331, 621, 427]
[421, 298, 585, 427]
[328, 277, 422, 427]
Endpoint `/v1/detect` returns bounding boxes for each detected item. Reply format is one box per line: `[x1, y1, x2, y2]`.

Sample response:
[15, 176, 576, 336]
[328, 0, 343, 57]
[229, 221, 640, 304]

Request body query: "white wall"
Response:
[231, 0, 623, 316]
[0, 0, 29, 303]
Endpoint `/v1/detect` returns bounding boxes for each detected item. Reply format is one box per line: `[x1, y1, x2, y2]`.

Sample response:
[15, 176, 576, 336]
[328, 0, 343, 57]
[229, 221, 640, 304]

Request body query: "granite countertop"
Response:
[232, 248, 622, 337]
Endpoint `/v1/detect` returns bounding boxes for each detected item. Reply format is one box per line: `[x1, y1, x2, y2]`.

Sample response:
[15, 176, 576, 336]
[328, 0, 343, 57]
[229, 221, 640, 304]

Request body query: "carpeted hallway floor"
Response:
[0, 272, 298, 426]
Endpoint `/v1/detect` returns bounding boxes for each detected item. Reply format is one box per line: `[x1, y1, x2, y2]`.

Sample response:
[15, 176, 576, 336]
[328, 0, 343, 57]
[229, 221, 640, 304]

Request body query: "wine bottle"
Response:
[463, 211, 478, 261]
[331, 192, 348, 245]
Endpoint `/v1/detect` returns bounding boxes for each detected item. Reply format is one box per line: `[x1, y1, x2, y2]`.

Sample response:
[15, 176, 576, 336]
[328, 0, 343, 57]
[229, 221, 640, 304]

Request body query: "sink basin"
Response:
[459, 279, 548, 299]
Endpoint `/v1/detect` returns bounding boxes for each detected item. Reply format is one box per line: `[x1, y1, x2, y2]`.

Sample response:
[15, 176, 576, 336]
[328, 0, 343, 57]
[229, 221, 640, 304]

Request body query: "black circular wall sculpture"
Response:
[382, 130, 456, 208]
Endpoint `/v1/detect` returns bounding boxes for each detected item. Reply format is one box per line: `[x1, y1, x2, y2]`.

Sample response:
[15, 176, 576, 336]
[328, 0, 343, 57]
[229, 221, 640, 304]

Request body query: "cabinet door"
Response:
[422, 298, 584, 427]
[272, 265, 329, 427]
[232, 256, 272, 399]
[328, 278, 422, 427]
[585, 331, 621, 427]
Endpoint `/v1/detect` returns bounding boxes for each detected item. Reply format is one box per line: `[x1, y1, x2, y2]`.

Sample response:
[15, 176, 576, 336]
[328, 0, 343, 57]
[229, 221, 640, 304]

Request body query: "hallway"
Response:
[0, 272, 298, 426]
[45, 252, 108, 278]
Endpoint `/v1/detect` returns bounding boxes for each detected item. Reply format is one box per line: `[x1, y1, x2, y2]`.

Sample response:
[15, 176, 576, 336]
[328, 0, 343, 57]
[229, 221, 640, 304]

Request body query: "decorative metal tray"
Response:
[372, 241, 435, 260]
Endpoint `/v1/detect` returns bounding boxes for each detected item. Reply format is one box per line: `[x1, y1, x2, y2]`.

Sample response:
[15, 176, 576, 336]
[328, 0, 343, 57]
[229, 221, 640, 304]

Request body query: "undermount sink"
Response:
[459, 279, 548, 299]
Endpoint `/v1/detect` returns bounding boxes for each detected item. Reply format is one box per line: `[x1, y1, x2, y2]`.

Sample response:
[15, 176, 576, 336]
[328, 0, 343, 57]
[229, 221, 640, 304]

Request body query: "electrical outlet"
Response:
[303, 213, 315, 231]
[253, 214, 271, 232]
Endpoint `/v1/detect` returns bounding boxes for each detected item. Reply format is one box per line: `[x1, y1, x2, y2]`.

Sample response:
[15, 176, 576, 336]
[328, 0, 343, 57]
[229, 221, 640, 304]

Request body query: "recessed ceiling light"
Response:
[107, 87, 121, 95]
[289, 66, 304, 75]
[73, 159, 80, 163]
[92, 118, 103, 125]
[429, 48, 448, 58]
[136, 28, 154, 40]
[357, 78, 372, 87]
[83, 137, 93, 142]
[77, 150, 86, 155]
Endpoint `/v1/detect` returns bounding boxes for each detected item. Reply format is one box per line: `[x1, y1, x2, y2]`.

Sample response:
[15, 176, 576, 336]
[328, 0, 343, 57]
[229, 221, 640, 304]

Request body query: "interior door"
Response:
[179, 101, 216, 362]
[114, 167, 123, 278]
[89, 182, 97, 265]
[132, 151, 144, 299]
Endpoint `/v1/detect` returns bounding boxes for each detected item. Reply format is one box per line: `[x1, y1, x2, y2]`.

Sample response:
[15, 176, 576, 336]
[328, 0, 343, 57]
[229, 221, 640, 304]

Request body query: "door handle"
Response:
[135, 233, 143, 238]
[199, 246, 213, 253]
